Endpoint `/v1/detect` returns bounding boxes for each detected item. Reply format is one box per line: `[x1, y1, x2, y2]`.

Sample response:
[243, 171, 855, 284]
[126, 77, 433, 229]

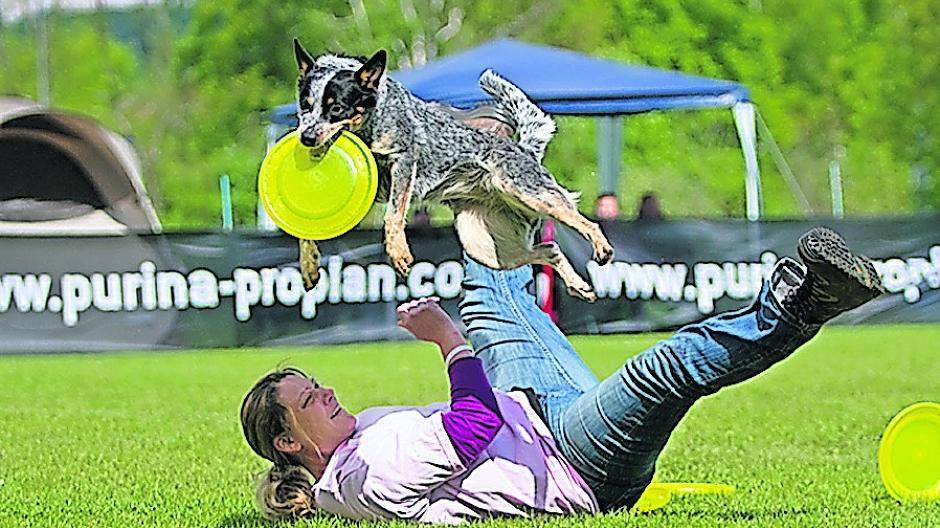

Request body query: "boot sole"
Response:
[797, 227, 886, 295]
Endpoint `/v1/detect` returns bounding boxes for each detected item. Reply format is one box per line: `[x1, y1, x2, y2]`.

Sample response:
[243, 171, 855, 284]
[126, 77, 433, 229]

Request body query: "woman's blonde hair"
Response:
[241, 368, 317, 520]
[254, 464, 317, 519]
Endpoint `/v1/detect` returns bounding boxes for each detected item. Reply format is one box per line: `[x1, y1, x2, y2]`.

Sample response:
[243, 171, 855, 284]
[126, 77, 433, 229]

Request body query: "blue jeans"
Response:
[458, 256, 820, 511]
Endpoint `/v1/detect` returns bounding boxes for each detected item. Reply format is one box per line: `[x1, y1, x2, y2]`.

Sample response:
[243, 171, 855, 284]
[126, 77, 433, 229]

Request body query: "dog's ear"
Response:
[293, 38, 315, 76]
[356, 50, 387, 90]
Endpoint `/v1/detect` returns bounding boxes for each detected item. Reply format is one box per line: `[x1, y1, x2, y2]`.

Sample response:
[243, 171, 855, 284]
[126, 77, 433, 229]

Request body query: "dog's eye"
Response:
[305, 97, 315, 107]
[326, 97, 334, 105]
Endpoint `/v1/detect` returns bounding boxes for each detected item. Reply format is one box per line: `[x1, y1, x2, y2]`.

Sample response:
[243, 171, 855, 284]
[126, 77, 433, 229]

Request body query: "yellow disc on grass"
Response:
[258, 130, 378, 240]
[879, 401, 940, 502]
[632, 485, 672, 513]
[654, 482, 735, 496]
[632, 482, 734, 514]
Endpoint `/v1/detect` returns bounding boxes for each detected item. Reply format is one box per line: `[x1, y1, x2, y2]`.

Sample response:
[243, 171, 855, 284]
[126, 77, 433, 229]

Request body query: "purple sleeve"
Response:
[440, 357, 505, 465]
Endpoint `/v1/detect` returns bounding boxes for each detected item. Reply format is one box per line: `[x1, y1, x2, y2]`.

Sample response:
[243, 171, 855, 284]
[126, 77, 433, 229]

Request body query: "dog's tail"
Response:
[479, 69, 556, 163]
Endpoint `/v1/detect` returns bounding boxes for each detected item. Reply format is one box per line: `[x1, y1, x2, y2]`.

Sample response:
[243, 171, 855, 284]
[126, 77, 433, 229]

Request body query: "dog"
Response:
[292, 39, 613, 301]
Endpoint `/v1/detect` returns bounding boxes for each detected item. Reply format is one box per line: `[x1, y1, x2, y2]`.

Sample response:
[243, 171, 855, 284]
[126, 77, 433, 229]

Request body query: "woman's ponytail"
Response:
[255, 464, 316, 520]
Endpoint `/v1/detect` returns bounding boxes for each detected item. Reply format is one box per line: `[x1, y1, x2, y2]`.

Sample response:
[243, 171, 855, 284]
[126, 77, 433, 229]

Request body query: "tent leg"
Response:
[732, 103, 762, 221]
[597, 116, 623, 197]
[220, 174, 234, 231]
[258, 123, 287, 231]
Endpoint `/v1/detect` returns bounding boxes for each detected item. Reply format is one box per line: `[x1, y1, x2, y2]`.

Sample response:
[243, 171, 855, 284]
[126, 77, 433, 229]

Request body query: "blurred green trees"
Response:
[0, 0, 935, 228]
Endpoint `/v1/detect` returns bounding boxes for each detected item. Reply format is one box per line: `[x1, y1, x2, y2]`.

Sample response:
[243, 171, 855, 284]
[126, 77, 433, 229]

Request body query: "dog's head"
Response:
[293, 39, 387, 153]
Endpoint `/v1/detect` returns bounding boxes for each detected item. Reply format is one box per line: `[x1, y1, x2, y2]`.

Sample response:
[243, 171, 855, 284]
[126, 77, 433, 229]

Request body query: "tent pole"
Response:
[829, 161, 844, 218]
[220, 174, 234, 231]
[597, 116, 623, 198]
[754, 109, 814, 215]
[35, 8, 51, 105]
[258, 123, 284, 230]
[732, 103, 762, 221]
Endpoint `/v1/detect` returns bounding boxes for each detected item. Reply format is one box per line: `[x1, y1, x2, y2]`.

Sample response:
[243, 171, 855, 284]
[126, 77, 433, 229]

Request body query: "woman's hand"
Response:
[396, 297, 466, 353]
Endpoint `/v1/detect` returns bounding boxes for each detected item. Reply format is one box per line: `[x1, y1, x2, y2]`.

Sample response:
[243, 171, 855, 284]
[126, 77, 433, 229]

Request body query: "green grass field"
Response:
[0, 325, 937, 528]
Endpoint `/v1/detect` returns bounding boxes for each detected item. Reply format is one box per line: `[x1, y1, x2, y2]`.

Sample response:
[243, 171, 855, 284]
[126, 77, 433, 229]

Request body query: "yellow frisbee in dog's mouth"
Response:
[259, 130, 377, 240]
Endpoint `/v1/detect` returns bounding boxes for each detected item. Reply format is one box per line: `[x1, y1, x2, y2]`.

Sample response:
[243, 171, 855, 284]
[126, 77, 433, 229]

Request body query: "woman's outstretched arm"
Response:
[442, 355, 503, 464]
[397, 297, 504, 465]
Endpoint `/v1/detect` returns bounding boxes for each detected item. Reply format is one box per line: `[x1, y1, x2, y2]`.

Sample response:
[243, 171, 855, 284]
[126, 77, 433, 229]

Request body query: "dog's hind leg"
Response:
[454, 204, 597, 302]
[529, 242, 596, 302]
[489, 164, 614, 265]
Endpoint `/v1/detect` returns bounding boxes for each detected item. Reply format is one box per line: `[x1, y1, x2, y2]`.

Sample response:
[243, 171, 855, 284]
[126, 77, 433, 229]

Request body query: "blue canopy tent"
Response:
[266, 39, 762, 223]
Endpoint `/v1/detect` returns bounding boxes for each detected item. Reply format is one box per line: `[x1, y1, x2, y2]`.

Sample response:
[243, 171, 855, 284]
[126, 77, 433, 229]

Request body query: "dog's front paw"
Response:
[391, 251, 414, 277]
[593, 239, 615, 266]
[386, 237, 414, 277]
[299, 239, 322, 291]
[301, 265, 320, 291]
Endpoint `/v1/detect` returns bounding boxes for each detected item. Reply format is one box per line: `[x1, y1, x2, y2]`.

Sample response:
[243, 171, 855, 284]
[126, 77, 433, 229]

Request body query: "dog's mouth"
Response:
[302, 117, 363, 154]
[347, 114, 365, 130]
[332, 116, 365, 134]
[306, 136, 335, 157]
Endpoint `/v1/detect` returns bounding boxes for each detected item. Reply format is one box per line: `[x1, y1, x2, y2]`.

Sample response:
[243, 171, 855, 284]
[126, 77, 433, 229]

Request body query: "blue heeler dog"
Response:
[293, 39, 614, 301]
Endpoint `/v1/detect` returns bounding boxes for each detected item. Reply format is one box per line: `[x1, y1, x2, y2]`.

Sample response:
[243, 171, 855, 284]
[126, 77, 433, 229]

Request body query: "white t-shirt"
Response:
[311, 390, 598, 524]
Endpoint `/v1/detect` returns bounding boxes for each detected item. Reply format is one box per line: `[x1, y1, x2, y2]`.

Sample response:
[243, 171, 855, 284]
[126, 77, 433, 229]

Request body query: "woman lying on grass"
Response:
[240, 227, 884, 523]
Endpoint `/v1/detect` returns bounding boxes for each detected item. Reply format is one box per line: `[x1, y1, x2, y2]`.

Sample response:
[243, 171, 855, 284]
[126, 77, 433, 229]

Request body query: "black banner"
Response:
[553, 217, 940, 332]
[0, 217, 937, 353]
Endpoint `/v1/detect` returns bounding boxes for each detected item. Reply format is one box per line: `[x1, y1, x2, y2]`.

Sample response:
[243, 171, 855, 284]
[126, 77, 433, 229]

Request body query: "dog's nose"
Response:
[299, 130, 320, 148]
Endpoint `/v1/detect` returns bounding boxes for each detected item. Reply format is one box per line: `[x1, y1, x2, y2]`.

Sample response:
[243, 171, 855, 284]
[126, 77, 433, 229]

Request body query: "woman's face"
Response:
[276, 374, 357, 457]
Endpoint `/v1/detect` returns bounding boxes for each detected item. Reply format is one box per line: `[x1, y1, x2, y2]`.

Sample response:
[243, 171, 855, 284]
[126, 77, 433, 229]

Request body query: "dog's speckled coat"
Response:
[294, 42, 613, 300]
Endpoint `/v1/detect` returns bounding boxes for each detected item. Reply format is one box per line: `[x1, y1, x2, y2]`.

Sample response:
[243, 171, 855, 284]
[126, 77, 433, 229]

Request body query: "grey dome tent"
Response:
[0, 97, 161, 235]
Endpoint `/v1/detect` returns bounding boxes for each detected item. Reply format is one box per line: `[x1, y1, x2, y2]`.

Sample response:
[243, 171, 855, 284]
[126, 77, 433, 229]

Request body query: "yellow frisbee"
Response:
[632, 482, 735, 513]
[258, 130, 378, 240]
[654, 482, 735, 496]
[879, 401, 940, 502]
